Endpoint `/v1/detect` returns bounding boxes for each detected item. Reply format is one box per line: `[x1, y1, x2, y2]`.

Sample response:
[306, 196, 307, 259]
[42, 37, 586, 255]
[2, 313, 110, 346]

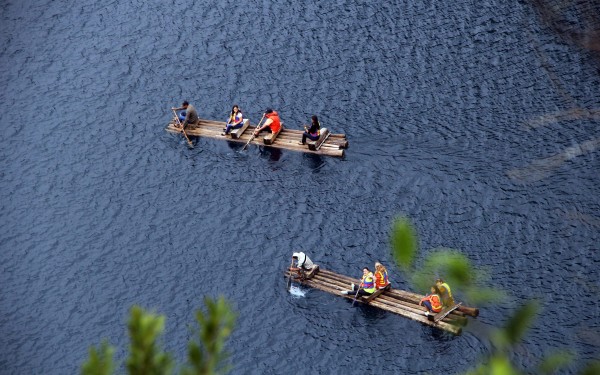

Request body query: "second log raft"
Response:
[286, 267, 479, 335]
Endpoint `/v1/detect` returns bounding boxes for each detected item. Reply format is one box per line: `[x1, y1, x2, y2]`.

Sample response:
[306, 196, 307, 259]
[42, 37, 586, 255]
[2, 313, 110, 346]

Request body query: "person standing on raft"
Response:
[436, 278, 455, 307]
[221, 104, 244, 136]
[374, 262, 391, 290]
[172, 101, 199, 129]
[419, 285, 443, 316]
[341, 267, 376, 296]
[254, 108, 281, 136]
[289, 252, 317, 280]
[299, 115, 320, 145]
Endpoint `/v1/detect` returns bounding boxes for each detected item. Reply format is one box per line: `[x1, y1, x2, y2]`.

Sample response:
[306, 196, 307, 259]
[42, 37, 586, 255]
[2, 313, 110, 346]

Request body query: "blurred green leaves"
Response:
[388, 216, 595, 374]
[81, 340, 115, 375]
[389, 216, 502, 304]
[493, 300, 539, 350]
[126, 306, 173, 375]
[183, 296, 237, 375]
[81, 297, 236, 375]
[390, 217, 417, 271]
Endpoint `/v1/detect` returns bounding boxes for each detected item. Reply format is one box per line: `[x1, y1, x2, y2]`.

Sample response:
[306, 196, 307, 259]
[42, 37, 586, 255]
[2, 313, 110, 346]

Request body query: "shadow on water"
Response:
[302, 153, 325, 172]
[341, 299, 388, 321]
[226, 140, 244, 152]
[259, 146, 282, 161]
[424, 325, 458, 342]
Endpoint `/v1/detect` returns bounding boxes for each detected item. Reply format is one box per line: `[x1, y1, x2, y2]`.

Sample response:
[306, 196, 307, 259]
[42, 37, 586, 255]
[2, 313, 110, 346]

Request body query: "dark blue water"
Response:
[1, 0, 599, 373]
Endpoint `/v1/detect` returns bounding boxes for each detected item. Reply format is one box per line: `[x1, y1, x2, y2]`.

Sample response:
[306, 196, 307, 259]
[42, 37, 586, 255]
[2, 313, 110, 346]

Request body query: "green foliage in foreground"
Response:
[389, 216, 598, 375]
[81, 296, 236, 375]
[390, 217, 503, 304]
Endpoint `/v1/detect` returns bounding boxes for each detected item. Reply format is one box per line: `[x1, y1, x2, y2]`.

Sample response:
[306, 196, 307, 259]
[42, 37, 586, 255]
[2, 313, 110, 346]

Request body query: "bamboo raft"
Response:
[285, 267, 479, 335]
[165, 118, 349, 157]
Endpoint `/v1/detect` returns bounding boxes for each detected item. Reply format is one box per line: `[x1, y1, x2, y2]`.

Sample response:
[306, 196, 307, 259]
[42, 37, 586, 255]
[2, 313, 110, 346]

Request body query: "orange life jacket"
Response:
[375, 270, 389, 289]
[428, 294, 443, 312]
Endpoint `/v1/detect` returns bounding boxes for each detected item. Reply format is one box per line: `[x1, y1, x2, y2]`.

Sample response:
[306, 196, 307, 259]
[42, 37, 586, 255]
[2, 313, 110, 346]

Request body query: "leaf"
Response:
[81, 340, 115, 375]
[489, 355, 521, 375]
[464, 287, 506, 305]
[183, 296, 237, 375]
[126, 306, 173, 375]
[502, 300, 540, 346]
[580, 361, 600, 375]
[390, 217, 418, 271]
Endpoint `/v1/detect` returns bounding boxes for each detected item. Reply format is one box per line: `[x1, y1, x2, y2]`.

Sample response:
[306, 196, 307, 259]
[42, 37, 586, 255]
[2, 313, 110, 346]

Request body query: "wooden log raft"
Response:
[307, 128, 330, 151]
[229, 119, 250, 139]
[166, 118, 348, 157]
[263, 123, 283, 145]
[284, 267, 479, 335]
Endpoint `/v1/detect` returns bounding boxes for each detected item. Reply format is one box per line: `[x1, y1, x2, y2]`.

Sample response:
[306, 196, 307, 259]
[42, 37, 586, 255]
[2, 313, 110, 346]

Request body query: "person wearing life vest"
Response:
[254, 108, 281, 136]
[419, 286, 443, 315]
[289, 252, 316, 279]
[374, 262, 391, 290]
[222, 104, 244, 136]
[341, 267, 376, 296]
[435, 278, 455, 307]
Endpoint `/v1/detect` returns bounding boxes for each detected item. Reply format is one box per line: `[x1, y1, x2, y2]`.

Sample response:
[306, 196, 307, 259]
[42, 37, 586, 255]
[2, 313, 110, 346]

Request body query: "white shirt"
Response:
[292, 252, 314, 270]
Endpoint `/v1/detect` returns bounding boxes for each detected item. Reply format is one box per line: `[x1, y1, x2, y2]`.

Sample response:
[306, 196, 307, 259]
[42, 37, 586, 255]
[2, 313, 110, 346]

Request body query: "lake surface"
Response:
[1, 0, 599, 373]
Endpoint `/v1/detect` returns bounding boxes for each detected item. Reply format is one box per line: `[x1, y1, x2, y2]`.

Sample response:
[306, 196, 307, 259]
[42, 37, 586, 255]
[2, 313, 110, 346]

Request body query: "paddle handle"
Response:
[172, 108, 193, 147]
[242, 113, 265, 151]
[286, 257, 295, 290]
[351, 279, 364, 307]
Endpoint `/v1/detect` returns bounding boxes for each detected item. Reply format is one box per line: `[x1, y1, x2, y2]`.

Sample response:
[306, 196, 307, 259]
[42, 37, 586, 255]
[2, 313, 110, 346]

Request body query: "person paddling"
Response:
[290, 252, 316, 280]
[299, 115, 320, 145]
[341, 267, 376, 297]
[172, 101, 199, 129]
[254, 108, 281, 136]
[419, 285, 443, 316]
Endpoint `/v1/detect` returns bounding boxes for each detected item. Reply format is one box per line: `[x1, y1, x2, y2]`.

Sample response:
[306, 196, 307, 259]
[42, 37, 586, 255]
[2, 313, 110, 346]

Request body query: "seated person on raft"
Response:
[374, 262, 391, 290]
[289, 252, 316, 279]
[172, 101, 199, 129]
[221, 104, 243, 136]
[254, 108, 281, 136]
[341, 267, 376, 296]
[436, 278, 455, 307]
[299, 115, 320, 145]
[419, 285, 443, 316]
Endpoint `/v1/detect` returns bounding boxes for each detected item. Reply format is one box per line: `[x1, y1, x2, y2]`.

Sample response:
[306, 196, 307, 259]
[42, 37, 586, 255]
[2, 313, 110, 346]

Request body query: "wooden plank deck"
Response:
[166, 118, 349, 157]
[285, 268, 479, 335]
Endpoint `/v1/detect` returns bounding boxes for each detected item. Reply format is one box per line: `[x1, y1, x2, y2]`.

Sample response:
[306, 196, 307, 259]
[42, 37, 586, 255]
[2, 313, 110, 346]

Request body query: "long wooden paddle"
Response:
[172, 108, 194, 148]
[351, 279, 365, 307]
[286, 257, 295, 290]
[241, 114, 265, 151]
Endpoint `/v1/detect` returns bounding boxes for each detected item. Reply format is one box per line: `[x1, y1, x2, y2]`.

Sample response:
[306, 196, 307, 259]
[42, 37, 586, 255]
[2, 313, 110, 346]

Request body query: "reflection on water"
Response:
[303, 153, 325, 172]
[226, 140, 244, 152]
[259, 146, 282, 161]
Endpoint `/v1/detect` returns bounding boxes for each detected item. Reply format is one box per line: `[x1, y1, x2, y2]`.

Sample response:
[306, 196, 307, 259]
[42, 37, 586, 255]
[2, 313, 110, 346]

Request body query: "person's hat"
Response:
[265, 108, 273, 114]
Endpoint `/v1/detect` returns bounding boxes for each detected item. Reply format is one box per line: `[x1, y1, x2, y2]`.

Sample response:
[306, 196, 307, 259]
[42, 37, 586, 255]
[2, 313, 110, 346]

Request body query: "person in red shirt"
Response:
[254, 108, 281, 136]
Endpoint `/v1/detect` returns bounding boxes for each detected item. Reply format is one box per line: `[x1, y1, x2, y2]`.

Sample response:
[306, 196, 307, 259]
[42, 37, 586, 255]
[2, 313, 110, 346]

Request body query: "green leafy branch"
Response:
[81, 296, 236, 375]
